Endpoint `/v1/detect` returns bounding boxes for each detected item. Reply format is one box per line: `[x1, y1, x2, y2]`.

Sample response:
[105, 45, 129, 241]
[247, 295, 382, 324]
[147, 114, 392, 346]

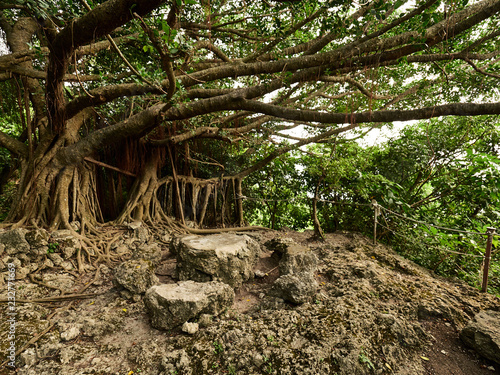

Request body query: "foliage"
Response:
[0, 0, 500, 235]
[243, 149, 311, 230]
[367, 118, 500, 294]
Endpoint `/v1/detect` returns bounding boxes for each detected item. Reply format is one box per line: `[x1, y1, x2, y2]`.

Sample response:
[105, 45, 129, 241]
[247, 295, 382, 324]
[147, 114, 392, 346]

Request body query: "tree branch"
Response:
[0, 130, 28, 158]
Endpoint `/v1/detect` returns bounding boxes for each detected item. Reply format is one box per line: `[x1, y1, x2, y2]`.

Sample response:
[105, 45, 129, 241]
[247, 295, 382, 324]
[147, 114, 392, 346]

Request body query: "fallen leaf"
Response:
[421, 356, 429, 361]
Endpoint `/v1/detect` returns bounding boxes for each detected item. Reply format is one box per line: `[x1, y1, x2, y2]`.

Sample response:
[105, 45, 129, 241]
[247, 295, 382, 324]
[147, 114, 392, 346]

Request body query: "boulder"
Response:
[114, 259, 159, 294]
[460, 310, 500, 364]
[269, 272, 318, 304]
[174, 233, 260, 288]
[279, 244, 318, 275]
[0, 228, 29, 255]
[144, 281, 234, 329]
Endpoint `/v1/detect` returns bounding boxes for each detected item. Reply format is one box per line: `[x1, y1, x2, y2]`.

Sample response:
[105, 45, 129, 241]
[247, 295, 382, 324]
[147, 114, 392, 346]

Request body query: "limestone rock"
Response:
[15, 266, 29, 280]
[182, 321, 199, 334]
[0, 228, 29, 255]
[198, 314, 213, 327]
[19, 348, 37, 367]
[48, 252, 64, 267]
[30, 246, 48, 259]
[160, 349, 192, 375]
[269, 272, 318, 304]
[51, 230, 82, 258]
[114, 259, 159, 294]
[62, 246, 76, 260]
[126, 221, 142, 230]
[279, 244, 318, 275]
[25, 229, 50, 247]
[174, 233, 260, 288]
[127, 221, 150, 242]
[168, 234, 186, 256]
[59, 323, 81, 341]
[43, 274, 75, 291]
[460, 310, 500, 364]
[132, 242, 162, 266]
[144, 281, 234, 329]
[264, 237, 295, 254]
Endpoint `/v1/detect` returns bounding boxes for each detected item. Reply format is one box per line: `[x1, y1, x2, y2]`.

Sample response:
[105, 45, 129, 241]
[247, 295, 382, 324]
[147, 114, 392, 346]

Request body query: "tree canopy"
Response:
[0, 0, 500, 230]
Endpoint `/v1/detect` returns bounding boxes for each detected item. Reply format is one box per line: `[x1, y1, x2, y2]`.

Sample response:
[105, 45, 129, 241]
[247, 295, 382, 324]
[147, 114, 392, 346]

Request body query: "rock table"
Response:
[173, 233, 260, 288]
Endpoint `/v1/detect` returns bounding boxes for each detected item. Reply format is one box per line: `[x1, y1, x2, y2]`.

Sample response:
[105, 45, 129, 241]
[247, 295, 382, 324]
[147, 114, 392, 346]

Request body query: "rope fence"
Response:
[239, 194, 497, 293]
[371, 200, 496, 293]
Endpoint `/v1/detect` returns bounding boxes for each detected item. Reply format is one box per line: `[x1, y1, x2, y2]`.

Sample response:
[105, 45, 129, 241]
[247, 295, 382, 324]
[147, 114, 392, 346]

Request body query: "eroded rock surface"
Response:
[0, 228, 29, 255]
[269, 241, 318, 304]
[174, 233, 260, 288]
[113, 259, 159, 294]
[144, 281, 234, 329]
[460, 310, 500, 364]
[269, 272, 318, 304]
[2, 229, 500, 375]
[131, 242, 162, 266]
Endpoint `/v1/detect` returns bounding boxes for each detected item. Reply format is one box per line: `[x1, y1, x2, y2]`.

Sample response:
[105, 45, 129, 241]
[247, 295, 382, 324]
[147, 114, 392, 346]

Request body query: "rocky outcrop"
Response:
[270, 241, 318, 304]
[51, 230, 82, 258]
[269, 272, 318, 304]
[0, 228, 29, 255]
[131, 242, 162, 266]
[4, 229, 500, 375]
[113, 259, 159, 294]
[460, 310, 500, 364]
[174, 233, 260, 288]
[264, 236, 295, 255]
[279, 244, 318, 275]
[144, 281, 234, 329]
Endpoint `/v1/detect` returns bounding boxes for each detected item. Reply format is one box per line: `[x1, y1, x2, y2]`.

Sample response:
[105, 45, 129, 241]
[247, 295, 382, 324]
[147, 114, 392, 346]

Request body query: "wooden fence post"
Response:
[481, 227, 496, 293]
[371, 199, 379, 245]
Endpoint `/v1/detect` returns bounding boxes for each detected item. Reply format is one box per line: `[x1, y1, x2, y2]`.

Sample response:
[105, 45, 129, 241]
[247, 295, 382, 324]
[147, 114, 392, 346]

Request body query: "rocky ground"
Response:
[1, 226, 500, 375]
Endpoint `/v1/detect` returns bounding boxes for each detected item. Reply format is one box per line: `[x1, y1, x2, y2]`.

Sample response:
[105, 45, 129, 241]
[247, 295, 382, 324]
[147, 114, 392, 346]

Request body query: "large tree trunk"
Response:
[6, 142, 101, 231]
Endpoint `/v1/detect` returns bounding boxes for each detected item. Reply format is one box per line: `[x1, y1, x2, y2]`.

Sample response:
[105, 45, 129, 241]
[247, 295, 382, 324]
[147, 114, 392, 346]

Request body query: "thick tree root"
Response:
[183, 225, 270, 234]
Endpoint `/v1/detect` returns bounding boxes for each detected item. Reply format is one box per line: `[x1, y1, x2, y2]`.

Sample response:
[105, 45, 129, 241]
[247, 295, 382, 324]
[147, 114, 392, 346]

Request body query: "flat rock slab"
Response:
[174, 234, 260, 288]
[144, 281, 234, 329]
[460, 310, 500, 364]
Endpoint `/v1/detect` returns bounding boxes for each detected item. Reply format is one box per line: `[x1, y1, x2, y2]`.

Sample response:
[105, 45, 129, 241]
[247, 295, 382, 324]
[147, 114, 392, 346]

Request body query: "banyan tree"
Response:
[0, 0, 500, 233]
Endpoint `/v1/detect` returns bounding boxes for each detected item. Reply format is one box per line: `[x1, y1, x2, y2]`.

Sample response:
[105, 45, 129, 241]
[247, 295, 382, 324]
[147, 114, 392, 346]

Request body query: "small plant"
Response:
[263, 356, 274, 374]
[265, 362, 274, 374]
[227, 364, 237, 375]
[359, 350, 375, 371]
[267, 335, 274, 343]
[47, 242, 59, 254]
[213, 341, 223, 354]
